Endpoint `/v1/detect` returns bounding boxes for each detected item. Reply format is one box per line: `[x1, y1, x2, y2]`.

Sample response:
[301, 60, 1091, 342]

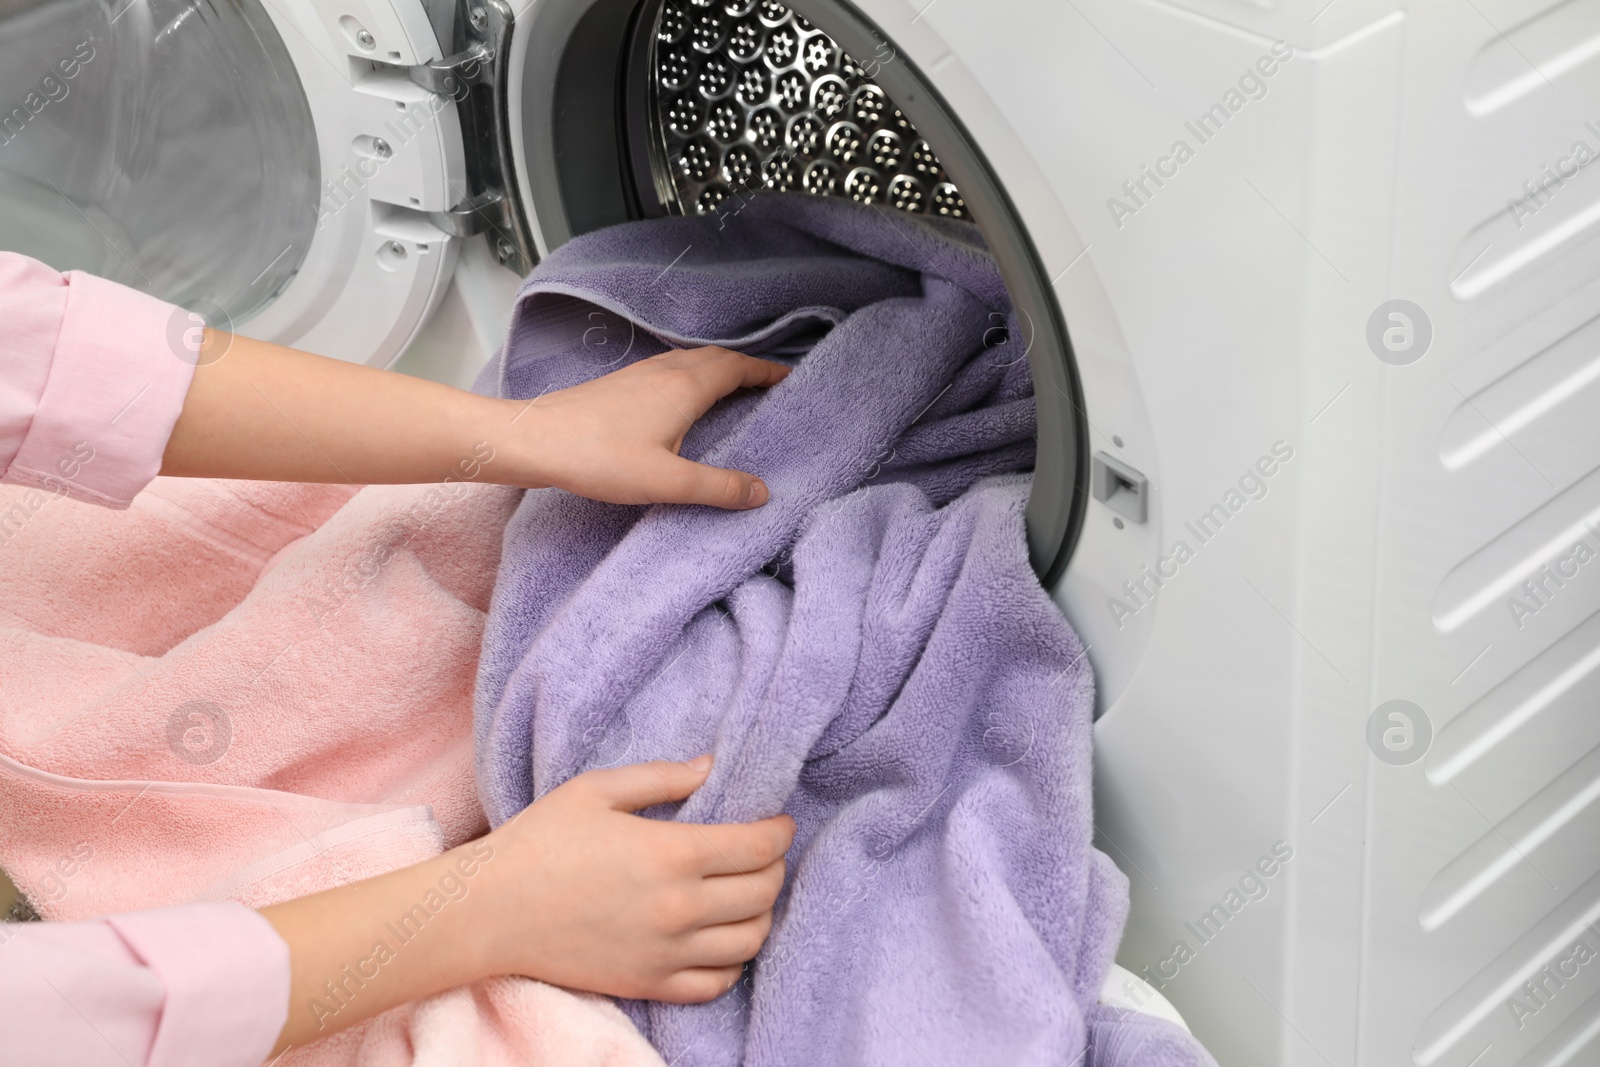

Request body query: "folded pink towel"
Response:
[0, 476, 665, 1067]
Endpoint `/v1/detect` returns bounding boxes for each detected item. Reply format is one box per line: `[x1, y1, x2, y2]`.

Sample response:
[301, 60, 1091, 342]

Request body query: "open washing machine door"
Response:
[0, 0, 519, 367]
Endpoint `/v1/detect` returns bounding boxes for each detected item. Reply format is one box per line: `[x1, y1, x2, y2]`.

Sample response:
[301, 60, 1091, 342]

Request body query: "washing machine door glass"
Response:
[0, 0, 318, 323]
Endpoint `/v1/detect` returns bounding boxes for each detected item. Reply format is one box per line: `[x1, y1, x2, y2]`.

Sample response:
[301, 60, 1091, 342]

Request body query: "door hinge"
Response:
[404, 0, 535, 275]
[427, 187, 504, 236]
[406, 43, 492, 96]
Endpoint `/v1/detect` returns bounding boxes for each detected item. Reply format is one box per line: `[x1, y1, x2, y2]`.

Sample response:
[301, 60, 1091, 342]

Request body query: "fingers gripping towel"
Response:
[475, 195, 1216, 1067]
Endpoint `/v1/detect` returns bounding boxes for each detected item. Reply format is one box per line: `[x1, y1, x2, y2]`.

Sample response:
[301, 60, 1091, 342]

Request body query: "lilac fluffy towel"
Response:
[474, 194, 1216, 1067]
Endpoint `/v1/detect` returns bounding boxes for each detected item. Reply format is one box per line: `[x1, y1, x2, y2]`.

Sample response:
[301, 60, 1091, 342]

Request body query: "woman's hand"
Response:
[163, 333, 790, 509]
[472, 756, 795, 1001]
[509, 346, 790, 508]
[261, 756, 793, 1055]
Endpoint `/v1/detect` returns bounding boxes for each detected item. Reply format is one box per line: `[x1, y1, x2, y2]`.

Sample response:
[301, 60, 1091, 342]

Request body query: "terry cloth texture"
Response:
[474, 194, 1218, 1067]
[0, 475, 665, 1067]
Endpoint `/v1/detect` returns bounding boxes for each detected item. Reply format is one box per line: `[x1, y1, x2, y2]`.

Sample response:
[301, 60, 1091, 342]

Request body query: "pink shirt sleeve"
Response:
[0, 252, 198, 508]
[0, 902, 289, 1067]
[1, 258, 285, 1061]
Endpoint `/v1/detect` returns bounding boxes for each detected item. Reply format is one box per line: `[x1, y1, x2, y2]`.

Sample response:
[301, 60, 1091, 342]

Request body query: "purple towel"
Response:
[474, 194, 1215, 1067]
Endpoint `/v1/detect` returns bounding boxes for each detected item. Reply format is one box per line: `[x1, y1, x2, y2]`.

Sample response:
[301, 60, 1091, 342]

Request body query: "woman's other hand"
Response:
[261, 755, 794, 1054]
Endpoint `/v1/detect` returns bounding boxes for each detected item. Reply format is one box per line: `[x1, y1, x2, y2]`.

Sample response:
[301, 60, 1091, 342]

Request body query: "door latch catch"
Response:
[1091, 452, 1148, 524]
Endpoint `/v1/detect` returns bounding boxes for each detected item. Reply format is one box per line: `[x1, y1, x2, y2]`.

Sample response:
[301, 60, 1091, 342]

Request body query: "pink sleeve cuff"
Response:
[6, 268, 197, 509]
[107, 902, 290, 1067]
[0, 902, 288, 1067]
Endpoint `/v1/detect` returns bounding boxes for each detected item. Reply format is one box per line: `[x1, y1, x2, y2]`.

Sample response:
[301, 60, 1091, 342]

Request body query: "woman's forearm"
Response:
[259, 841, 496, 1054]
[160, 331, 517, 486]
[160, 331, 788, 509]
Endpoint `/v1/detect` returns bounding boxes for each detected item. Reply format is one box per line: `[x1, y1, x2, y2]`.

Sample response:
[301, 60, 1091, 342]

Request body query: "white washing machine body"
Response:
[4, 1, 1599, 1065]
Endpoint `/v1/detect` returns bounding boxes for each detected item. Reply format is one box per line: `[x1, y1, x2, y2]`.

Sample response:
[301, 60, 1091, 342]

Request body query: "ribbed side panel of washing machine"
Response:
[1076, 1, 1600, 1065]
[1358, 3, 1600, 1066]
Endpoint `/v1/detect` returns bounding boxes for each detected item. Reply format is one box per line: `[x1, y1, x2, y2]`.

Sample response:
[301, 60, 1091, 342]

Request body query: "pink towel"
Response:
[0, 475, 665, 1067]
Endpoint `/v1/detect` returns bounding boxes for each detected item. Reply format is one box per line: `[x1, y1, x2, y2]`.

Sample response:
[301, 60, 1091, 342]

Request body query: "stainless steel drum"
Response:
[641, 0, 967, 221]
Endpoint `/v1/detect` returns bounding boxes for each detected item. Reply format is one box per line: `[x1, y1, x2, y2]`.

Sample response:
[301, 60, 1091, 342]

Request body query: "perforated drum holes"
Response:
[1366, 300, 1433, 365]
[649, 0, 967, 219]
[1366, 700, 1432, 766]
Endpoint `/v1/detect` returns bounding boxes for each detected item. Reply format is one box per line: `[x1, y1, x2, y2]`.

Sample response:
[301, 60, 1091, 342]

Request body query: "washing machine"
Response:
[4, 0, 1600, 1063]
